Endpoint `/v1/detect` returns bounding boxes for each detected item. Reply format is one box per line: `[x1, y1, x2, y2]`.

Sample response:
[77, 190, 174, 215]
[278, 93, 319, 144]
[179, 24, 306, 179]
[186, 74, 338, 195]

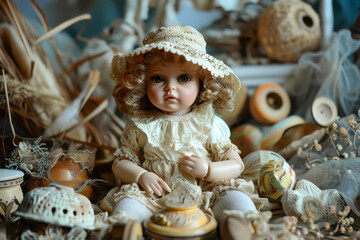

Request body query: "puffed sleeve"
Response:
[113, 121, 147, 165]
[207, 116, 241, 162]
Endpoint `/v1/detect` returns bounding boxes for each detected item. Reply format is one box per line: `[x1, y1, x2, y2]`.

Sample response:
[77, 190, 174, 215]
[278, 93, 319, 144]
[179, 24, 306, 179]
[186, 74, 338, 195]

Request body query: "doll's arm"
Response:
[205, 150, 244, 182]
[138, 172, 171, 196]
[180, 155, 209, 178]
[112, 158, 171, 196]
[179, 151, 244, 181]
[112, 158, 148, 183]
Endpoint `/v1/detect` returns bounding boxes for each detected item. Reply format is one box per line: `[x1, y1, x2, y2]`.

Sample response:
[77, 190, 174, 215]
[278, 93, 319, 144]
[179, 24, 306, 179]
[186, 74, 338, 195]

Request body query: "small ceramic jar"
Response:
[0, 169, 24, 215]
[144, 201, 217, 240]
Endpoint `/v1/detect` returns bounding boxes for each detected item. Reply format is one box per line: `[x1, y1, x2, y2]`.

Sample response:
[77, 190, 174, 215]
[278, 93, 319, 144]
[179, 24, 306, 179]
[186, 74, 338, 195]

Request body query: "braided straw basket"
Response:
[257, 0, 321, 62]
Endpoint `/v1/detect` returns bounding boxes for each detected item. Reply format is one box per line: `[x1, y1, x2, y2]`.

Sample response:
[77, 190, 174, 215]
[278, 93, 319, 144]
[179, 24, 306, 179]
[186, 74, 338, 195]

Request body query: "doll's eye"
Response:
[178, 74, 192, 83]
[150, 75, 164, 83]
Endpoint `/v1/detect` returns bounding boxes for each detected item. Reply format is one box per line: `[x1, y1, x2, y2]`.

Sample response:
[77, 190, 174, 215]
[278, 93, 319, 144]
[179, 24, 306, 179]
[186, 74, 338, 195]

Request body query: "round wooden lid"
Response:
[144, 214, 217, 237]
[0, 169, 24, 187]
[311, 96, 337, 127]
[0, 169, 24, 181]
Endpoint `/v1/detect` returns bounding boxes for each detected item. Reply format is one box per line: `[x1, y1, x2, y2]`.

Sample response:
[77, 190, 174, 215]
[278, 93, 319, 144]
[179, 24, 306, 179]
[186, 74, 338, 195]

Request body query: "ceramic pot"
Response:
[144, 201, 217, 240]
[25, 144, 96, 200]
[0, 169, 24, 217]
[49, 156, 93, 199]
[26, 156, 93, 199]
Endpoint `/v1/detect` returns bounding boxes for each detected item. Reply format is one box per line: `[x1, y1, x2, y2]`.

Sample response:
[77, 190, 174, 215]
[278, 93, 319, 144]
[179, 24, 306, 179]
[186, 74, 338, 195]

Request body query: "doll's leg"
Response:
[212, 190, 256, 224]
[113, 197, 153, 222]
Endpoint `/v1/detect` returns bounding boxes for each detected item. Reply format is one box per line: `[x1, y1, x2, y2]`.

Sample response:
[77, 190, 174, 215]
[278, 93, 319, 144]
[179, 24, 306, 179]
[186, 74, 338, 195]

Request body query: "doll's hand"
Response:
[180, 155, 209, 178]
[138, 172, 171, 197]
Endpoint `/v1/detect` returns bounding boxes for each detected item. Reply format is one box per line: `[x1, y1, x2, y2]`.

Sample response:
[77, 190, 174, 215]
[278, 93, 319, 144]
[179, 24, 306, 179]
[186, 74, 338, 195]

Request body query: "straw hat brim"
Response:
[111, 41, 241, 93]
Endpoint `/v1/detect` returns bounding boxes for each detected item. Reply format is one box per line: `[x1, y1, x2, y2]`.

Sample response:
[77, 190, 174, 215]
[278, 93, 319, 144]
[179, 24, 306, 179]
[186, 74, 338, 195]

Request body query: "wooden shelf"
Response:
[231, 64, 297, 93]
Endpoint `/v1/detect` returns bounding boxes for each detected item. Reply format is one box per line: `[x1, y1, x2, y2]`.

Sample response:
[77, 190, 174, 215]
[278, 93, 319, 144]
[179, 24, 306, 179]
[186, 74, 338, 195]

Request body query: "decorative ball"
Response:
[257, 0, 321, 62]
[242, 150, 286, 183]
[230, 124, 262, 158]
[258, 160, 296, 202]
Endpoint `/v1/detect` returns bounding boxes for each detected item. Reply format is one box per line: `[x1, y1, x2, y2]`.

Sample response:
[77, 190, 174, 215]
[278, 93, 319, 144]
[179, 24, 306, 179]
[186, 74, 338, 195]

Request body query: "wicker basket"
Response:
[258, 0, 321, 62]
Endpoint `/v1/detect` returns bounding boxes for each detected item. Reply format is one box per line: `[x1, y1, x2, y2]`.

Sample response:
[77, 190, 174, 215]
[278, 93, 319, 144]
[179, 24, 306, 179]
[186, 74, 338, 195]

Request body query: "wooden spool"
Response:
[250, 82, 290, 125]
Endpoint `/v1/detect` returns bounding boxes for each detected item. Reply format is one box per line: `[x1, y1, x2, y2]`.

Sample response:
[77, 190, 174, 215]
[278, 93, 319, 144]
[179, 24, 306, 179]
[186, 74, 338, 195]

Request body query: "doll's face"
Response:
[147, 61, 200, 116]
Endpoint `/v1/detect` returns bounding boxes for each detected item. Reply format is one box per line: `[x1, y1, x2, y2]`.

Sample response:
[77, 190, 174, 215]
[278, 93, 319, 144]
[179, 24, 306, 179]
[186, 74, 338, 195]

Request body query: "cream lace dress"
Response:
[113, 103, 269, 216]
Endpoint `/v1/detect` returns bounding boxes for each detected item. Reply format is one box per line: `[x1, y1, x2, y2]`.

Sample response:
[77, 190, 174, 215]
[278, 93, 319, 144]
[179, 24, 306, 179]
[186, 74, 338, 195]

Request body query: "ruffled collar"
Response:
[130, 102, 214, 122]
[130, 103, 214, 151]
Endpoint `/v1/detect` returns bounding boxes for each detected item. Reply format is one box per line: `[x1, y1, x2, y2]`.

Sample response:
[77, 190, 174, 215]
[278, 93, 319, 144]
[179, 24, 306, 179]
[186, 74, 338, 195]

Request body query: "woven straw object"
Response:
[257, 0, 321, 62]
[14, 184, 95, 229]
[111, 25, 241, 93]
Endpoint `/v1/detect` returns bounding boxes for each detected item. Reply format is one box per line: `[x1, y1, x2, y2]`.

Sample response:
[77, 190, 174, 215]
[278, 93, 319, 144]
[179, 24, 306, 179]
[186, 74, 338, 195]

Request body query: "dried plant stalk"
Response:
[297, 110, 360, 169]
[1, 0, 122, 166]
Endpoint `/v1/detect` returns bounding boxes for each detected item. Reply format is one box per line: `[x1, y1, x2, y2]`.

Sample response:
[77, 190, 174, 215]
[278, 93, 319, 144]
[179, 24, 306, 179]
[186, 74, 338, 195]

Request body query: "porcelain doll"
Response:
[110, 25, 268, 223]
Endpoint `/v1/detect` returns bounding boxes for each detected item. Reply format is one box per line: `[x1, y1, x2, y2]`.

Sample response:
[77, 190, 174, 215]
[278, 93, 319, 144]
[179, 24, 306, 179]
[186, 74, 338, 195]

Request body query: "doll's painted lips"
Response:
[164, 94, 177, 102]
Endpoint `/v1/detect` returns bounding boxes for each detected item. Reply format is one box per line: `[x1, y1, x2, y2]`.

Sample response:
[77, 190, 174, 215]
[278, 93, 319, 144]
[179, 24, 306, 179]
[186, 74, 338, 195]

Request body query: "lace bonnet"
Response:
[111, 25, 241, 93]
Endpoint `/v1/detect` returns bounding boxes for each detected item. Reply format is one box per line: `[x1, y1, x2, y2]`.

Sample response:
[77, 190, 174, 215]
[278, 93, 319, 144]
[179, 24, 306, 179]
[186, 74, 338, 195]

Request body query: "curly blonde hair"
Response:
[112, 49, 235, 116]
